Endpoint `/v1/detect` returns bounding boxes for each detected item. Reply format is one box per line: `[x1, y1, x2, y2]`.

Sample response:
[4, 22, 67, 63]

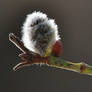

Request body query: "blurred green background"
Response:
[1, 0, 92, 92]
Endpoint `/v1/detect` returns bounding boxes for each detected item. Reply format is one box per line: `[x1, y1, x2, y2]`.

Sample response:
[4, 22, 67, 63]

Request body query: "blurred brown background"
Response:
[0, 0, 92, 92]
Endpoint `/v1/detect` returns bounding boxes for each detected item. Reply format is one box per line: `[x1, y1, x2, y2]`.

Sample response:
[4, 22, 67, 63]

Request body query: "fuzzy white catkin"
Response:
[22, 11, 60, 56]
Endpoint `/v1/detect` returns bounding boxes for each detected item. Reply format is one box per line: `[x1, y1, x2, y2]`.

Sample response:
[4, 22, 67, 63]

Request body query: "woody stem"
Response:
[9, 33, 39, 56]
[49, 56, 92, 76]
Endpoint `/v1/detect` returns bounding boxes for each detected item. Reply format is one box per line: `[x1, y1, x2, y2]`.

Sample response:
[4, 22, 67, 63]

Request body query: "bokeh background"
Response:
[1, 0, 92, 92]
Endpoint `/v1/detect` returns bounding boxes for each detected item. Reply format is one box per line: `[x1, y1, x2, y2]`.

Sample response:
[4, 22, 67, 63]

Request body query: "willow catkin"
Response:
[22, 11, 60, 56]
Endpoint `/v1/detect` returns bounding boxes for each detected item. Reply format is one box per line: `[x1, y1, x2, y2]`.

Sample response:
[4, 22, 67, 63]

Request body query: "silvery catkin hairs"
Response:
[22, 11, 60, 56]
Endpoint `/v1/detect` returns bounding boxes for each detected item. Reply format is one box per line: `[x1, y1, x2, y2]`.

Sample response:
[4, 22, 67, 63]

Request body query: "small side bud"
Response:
[51, 40, 63, 57]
